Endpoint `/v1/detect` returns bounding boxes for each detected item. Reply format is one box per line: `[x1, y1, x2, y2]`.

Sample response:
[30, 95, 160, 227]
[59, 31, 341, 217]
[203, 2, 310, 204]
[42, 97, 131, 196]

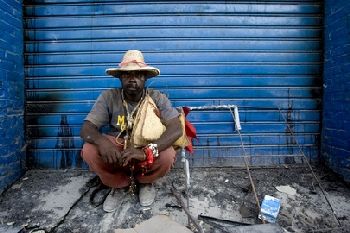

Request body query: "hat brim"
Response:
[106, 66, 160, 78]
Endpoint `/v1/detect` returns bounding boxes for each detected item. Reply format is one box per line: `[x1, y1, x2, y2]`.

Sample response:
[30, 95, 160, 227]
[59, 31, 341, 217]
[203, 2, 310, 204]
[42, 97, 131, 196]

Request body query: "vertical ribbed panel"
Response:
[24, 1, 323, 168]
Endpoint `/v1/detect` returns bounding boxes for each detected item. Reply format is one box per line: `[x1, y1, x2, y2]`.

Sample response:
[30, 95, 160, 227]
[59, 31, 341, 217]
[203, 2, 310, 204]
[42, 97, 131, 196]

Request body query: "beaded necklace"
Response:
[121, 89, 145, 195]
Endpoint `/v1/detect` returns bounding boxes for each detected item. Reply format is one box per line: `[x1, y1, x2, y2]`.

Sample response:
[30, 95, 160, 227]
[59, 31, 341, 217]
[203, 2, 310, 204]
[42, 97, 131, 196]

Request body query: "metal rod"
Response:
[198, 214, 252, 226]
[277, 107, 341, 227]
[182, 149, 191, 188]
[171, 183, 204, 233]
[189, 105, 242, 131]
[229, 107, 265, 224]
[188, 105, 238, 110]
[197, 217, 231, 233]
[181, 148, 191, 226]
[183, 164, 309, 170]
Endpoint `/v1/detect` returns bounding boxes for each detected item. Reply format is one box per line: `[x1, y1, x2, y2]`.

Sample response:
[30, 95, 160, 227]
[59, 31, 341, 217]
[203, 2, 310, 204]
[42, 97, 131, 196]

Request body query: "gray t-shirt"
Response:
[85, 88, 179, 136]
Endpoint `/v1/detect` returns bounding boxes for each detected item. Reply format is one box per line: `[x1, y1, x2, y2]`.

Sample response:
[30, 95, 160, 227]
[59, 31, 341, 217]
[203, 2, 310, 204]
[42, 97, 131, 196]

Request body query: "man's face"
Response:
[119, 71, 146, 95]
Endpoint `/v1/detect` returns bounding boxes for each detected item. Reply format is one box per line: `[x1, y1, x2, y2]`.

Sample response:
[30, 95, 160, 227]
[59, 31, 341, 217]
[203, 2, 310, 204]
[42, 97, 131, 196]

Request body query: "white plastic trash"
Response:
[258, 195, 281, 223]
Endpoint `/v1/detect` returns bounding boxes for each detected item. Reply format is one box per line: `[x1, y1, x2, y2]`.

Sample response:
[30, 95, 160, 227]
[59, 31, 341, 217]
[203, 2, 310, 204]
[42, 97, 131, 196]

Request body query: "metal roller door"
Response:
[24, 1, 322, 168]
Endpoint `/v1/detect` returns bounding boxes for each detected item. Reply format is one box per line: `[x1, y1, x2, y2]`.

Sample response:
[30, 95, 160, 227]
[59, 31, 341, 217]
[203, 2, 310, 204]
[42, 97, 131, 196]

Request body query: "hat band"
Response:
[119, 60, 148, 68]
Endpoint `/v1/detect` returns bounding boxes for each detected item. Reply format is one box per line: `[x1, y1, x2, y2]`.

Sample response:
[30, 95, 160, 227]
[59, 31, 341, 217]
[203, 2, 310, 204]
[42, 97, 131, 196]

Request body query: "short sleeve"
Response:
[150, 90, 179, 122]
[84, 91, 110, 128]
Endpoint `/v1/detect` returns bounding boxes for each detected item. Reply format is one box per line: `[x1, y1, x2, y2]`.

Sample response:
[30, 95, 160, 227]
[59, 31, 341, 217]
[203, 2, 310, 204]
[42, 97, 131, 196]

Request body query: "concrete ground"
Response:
[0, 165, 350, 233]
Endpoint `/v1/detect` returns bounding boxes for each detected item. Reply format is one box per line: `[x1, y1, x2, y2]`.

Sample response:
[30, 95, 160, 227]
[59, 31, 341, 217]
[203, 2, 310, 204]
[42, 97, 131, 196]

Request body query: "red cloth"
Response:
[182, 107, 197, 153]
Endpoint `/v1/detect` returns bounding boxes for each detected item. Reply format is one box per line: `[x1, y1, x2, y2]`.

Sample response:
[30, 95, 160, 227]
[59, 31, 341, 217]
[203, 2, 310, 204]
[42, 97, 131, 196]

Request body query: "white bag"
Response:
[131, 95, 166, 147]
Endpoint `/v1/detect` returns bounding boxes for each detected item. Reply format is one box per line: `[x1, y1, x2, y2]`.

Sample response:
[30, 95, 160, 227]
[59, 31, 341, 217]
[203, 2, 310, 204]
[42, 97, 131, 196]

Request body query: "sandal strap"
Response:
[89, 183, 110, 207]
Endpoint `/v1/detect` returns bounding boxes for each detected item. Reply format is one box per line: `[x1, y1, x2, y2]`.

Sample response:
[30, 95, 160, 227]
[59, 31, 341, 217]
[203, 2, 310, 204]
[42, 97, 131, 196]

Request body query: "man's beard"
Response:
[123, 85, 144, 101]
[124, 86, 140, 95]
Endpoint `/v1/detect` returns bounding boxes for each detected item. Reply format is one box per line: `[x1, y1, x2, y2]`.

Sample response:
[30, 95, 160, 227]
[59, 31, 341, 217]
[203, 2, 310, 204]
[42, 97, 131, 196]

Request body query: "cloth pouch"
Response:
[132, 95, 166, 147]
[173, 108, 190, 149]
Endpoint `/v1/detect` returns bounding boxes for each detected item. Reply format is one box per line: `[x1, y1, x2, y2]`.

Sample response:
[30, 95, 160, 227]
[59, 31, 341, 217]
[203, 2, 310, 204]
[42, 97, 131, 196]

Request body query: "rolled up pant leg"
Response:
[136, 146, 176, 184]
[81, 135, 130, 188]
[81, 135, 176, 186]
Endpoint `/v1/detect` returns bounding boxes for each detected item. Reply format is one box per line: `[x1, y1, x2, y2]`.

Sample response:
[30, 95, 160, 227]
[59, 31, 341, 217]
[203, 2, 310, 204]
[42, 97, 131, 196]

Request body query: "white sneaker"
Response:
[139, 183, 156, 207]
[103, 188, 126, 213]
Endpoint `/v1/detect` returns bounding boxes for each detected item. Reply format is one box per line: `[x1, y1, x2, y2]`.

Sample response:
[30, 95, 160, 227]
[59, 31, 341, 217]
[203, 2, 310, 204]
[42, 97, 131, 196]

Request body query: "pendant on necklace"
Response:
[127, 116, 133, 129]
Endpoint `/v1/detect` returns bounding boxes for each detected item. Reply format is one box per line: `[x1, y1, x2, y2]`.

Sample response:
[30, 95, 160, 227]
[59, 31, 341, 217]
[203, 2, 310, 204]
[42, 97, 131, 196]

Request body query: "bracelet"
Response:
[142, 147, 154, 165]
[139, 144, 159, 172]
[146, 143, 159, 158]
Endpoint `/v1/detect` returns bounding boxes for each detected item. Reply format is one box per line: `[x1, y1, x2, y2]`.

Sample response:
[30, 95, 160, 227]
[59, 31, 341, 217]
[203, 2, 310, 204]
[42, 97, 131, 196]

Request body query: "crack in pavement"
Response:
[48, 185, 91, 233]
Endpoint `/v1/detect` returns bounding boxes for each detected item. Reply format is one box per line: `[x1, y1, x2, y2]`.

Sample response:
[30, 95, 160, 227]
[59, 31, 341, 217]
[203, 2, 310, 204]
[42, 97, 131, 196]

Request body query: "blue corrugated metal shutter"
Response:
[24, 1, 322, 168]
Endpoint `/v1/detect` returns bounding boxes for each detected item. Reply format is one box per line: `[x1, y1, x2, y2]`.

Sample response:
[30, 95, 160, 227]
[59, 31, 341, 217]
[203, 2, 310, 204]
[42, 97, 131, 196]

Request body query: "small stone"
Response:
[6, 222, 14, 226]
[22, 177, 29, 181]
[239, 205, 254, 218]
[198, 194, 205, 201]
[224, 179, 229, 183]
[285, 226, 295, 232]
[275, 185, 297, 196]
[11, 183, 22, 189]
[279, 213, 293, 226]
[209, 201, 216, 207]
[141, 206, 152, 211]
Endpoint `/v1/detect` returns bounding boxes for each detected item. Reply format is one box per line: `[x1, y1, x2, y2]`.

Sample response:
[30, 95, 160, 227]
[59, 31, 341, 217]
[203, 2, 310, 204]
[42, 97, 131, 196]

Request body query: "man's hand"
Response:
[121, 148, 145, 166]
[80, 121, 122, 165]
[96, 137, 122, 165]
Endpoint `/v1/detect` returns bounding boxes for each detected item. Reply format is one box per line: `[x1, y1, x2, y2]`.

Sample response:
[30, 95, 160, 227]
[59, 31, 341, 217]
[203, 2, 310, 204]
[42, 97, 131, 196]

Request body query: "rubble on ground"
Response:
[0, 166, 349, 233]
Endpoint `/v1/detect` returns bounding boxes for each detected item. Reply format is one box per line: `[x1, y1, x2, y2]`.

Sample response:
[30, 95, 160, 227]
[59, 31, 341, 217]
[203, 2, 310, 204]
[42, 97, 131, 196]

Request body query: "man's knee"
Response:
[157, 147, 176, 171]
[81, 143, 99, 163]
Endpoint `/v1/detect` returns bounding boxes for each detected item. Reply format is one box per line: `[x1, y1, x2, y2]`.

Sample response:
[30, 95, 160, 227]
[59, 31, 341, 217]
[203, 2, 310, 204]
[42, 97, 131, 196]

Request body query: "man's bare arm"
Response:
[80, 120, 121, 164]
[155, 117, 183, 152]
[80, 120, 104, 144]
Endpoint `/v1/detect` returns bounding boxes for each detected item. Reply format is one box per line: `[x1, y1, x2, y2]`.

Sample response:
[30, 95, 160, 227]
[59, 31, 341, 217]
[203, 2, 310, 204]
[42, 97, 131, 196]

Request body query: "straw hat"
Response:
[106, 50, 160, 78]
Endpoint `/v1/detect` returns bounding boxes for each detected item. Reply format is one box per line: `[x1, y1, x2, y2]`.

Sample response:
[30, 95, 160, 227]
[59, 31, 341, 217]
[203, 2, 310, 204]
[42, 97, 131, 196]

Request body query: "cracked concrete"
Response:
[0, 166, 350, 233]
[0, 170, 92, 232]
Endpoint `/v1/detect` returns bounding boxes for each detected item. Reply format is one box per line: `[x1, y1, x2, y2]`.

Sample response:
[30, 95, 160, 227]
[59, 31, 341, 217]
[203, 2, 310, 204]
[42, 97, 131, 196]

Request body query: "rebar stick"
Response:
[277, 107, 341, 227]
[182, 148, 191, 226]
[229, 108, 265, 224]
[189, 105, 238, 111]
[171, 183, 204, 233]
